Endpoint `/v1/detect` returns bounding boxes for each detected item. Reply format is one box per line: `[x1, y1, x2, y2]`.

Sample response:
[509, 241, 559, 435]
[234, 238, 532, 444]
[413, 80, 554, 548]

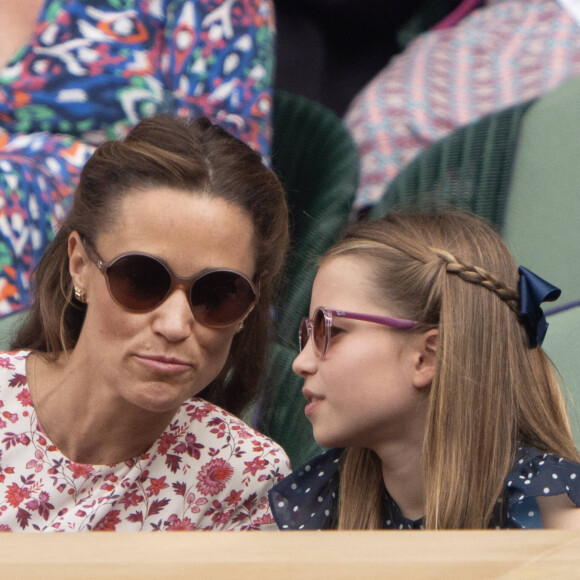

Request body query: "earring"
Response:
[237, 321, 244, 333]
[74, 286, 87, 303]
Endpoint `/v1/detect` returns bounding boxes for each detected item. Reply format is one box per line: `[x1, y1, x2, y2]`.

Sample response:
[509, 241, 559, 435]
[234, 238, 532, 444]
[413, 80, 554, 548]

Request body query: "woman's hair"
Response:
[13, 115, 289, 417]
[325, 211, 579, 530]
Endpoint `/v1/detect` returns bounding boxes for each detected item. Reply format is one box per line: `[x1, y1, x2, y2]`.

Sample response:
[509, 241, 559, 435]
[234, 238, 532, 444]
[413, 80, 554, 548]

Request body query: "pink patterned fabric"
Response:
[0, 351, 290, 531]
[345, 0, 580, 210]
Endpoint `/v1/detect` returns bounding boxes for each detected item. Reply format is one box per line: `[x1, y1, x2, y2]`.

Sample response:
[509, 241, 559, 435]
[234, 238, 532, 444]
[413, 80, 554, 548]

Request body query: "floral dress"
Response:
[0, 351, 290, 531]
[269, 446, 580, 529]
[0, 0, 275, 316]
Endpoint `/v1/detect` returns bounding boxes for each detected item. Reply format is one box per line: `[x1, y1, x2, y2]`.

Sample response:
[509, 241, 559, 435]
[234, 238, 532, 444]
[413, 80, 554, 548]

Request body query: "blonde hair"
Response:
[328, 212, 579, 529]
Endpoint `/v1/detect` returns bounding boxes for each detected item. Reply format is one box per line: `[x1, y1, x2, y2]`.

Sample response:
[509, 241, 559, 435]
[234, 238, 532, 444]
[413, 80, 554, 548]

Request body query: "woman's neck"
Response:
[27, 353, 177, 466]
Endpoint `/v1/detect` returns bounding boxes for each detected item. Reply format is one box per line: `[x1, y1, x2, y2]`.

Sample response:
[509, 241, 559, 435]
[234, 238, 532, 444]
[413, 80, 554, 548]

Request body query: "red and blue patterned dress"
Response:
[0, 0, 275, 316]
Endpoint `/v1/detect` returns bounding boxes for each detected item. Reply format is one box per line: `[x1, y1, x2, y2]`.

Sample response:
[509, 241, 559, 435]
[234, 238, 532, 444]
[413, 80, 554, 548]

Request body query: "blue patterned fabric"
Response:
[0, 0, 275, 316]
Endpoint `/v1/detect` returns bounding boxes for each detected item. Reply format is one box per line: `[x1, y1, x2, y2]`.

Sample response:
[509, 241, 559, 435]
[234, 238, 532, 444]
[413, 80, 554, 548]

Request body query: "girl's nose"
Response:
[292, 338, 318, 377]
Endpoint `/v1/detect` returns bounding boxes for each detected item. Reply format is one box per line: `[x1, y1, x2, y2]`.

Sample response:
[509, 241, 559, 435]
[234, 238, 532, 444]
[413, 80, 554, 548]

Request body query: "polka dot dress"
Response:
[269, 447, 580, 530]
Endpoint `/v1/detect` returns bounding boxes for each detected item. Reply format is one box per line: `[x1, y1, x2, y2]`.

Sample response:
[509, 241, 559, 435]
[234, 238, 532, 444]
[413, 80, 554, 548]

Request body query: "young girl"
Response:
[269, 211, 580, 530]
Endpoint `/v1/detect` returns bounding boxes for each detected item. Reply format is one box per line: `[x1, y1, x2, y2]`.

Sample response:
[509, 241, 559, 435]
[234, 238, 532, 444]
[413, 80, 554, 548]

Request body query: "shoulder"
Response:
[505, 446, 580, 528]
[173, 397, 291, 470]
[134, 397, 291, 530]
[269, 447, 343, 530]
[0, 351, 29, 381]
[182, 398, 285, 442]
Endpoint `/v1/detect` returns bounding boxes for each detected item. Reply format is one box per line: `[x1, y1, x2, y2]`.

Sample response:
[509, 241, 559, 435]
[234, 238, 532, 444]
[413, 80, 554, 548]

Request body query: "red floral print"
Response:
[243, 457, 268, 476]
[5, 483, 30, 507]
[146, 477, 170, 497]
[67, 463, 95, 480]
[196, 459, 234, 496]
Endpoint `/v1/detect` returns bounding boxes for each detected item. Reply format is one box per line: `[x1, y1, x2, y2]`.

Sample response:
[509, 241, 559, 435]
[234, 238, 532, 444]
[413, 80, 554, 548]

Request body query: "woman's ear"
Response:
[68, 231, 91, 292]
[413, 329, 438, 389]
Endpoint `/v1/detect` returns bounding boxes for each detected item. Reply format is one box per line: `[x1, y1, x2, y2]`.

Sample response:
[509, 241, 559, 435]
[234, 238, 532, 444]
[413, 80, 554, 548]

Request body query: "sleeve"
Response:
[0, 130, 94, 316]
[268, 447, 343, 530]
[229, 435, 293, 531]
[505, 447, 580, 529]
[161, 0, 275, 160]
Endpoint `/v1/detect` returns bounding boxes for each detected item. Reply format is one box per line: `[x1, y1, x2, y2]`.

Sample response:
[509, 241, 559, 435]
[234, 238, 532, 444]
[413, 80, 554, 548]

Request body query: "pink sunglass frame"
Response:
[299, 306, 418, 360]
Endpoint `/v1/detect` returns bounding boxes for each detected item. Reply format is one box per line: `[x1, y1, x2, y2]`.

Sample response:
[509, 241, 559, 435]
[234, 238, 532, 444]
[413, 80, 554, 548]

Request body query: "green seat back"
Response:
[503, 76, 580, 309]
[542, 306, 580, 444]
[503, 75, 580, 442]
[369, 99, 535, 229]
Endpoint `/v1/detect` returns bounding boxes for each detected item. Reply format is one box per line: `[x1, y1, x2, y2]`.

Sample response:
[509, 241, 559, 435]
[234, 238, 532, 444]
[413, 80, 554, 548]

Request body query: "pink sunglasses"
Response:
[299, 306, 418, 360]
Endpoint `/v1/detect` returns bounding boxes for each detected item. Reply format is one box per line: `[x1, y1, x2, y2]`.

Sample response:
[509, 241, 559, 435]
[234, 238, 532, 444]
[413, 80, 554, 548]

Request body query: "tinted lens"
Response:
[298, 317, 310, 351]
[190, 270, 256, 326]
[312, 308, 327, 357]
[106, 255, 171, 311]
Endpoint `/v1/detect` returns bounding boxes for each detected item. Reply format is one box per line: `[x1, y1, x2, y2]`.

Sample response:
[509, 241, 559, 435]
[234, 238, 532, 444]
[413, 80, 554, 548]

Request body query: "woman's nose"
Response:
[151, 288, 194, 342]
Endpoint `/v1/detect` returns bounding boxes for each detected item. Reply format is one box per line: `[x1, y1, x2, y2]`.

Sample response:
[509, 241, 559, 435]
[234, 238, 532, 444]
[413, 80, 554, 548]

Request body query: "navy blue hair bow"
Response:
[518, 266, 561, 348]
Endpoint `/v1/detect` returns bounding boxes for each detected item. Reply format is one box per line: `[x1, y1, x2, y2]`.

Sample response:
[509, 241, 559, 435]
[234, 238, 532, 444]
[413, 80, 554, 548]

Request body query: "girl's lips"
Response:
[303, 388, 324, 417]
[136, 355, 192, 374]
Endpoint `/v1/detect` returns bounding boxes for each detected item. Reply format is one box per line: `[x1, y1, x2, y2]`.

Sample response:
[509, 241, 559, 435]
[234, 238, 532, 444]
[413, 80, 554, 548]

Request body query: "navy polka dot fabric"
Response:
[269, 447, 580, 530]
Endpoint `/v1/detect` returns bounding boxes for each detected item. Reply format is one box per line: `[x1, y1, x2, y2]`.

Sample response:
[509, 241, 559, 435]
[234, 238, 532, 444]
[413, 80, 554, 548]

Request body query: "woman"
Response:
[270, 212, 580, 530]
[0, 0, 275, 315]
[0, 114, 290, 531]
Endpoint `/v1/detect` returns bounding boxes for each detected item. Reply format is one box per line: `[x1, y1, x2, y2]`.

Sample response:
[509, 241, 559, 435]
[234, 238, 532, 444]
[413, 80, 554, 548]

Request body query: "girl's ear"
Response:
[68, 231, 91, 291]
[413, 329, 438, 389]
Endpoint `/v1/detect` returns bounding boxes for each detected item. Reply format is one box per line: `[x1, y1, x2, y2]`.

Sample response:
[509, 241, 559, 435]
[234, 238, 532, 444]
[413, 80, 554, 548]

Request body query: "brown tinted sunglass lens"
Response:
[190, 271, 256, 326]
[107, 255, 171, 311]
[312, 308, 327, 356]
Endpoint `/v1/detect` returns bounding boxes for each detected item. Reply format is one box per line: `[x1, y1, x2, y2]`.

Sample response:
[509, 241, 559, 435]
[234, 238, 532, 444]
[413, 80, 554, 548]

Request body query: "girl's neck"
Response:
[375, 439, 425, 521]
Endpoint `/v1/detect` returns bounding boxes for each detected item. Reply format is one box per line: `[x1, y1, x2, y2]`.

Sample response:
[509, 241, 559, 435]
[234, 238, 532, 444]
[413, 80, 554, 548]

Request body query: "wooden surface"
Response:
[0, 530, 579, 579]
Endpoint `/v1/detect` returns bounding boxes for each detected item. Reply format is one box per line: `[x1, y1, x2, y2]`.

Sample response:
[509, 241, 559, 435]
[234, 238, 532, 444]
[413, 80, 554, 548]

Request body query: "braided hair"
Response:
[430, 247, 519, 314]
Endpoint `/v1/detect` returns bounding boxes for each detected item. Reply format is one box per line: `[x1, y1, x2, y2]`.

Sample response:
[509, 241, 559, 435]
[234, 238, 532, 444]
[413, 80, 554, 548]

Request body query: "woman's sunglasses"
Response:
[299, 306, 418, 359]
[83, 241, 259, 327]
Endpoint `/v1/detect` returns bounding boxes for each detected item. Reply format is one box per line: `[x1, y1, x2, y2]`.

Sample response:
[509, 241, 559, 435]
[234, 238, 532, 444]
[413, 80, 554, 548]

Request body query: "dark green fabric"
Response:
[271, 90, 358, 346]
[259, 91, 357, 467]
[0, 311, 27, 350]
[369, 99, 536, 229]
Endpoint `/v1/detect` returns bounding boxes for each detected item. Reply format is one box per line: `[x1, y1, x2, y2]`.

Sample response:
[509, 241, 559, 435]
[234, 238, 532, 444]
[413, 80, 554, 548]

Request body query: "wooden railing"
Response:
[1, 530, 579, 579]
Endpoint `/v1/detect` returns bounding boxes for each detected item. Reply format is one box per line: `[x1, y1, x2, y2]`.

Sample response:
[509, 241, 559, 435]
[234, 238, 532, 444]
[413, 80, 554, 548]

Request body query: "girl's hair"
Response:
[13, 115, 289, 418]
[326, 212, 579, 530]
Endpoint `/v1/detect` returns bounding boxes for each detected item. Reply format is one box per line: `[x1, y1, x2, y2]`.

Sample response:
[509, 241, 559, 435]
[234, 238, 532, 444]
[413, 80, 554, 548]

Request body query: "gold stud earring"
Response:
[74, 286, 87, 303]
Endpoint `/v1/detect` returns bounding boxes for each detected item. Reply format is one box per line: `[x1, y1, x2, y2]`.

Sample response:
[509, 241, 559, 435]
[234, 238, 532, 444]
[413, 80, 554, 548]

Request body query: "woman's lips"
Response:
[136, 355, 192, 374]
